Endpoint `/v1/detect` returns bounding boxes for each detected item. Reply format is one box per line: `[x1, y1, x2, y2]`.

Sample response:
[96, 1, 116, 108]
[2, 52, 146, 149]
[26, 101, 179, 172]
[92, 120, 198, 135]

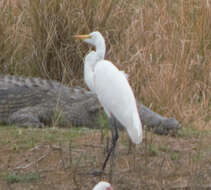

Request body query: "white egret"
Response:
[93, 181, 113, 190]
[74, 31, 143, 173]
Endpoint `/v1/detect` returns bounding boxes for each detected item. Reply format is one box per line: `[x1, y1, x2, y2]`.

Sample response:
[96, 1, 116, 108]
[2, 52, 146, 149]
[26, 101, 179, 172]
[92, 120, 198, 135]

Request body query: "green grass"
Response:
[177, 126, 211, 138]
[5, 172, 40, 184]
[146, 143, 160, 157]
[96, 112, 110, 129]
[0, 125, 92, 150]
[170, 151, 181, 161]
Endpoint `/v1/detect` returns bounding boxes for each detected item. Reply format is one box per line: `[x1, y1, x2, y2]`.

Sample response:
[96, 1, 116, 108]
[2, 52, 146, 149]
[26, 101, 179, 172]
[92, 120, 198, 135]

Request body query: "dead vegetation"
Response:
[0, 0, 210, 189]
[0, 0, 210, 125]
[0, 126, 211, 189]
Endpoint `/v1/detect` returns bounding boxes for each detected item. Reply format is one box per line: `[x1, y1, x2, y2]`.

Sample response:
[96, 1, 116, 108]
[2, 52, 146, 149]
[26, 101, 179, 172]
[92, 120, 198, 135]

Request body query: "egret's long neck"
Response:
[84, 51, 97, 92]
[95, 37, 106, 60]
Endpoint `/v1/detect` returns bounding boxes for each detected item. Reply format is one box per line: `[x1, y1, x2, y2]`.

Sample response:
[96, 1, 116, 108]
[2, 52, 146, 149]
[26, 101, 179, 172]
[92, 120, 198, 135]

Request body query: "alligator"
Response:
[0, 75, 181, 135]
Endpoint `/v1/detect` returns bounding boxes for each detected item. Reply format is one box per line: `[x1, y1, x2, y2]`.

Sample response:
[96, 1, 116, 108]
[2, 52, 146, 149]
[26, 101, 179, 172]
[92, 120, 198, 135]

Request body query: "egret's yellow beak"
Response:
[73, 34, 91, 39]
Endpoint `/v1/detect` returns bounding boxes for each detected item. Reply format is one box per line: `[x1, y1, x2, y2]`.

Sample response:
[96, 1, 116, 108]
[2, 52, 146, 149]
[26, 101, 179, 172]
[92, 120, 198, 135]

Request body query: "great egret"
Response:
[74, 31, 143, 173]
[93, 181, 113, 190]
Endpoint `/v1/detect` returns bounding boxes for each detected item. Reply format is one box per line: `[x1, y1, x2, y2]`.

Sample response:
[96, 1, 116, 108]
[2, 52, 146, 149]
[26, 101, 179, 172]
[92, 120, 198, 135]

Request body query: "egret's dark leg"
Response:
[102, 116, 119, 171]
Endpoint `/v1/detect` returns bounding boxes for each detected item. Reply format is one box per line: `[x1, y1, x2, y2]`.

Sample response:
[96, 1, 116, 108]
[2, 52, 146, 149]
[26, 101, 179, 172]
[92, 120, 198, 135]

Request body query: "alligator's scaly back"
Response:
[0, 75, 64, 89]
[0, 75, 100, 127]
[0, 74, 95, 100]
[0, 86, 100, 127]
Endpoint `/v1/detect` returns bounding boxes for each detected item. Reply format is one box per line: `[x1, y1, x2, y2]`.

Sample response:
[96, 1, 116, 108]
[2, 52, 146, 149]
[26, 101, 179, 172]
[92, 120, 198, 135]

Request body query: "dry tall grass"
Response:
[0, 0, 210, 127]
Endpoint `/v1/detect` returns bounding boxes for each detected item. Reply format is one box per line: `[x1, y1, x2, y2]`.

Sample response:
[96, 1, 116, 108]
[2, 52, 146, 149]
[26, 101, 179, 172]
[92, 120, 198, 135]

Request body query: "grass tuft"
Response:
[6, 172, 40, 184]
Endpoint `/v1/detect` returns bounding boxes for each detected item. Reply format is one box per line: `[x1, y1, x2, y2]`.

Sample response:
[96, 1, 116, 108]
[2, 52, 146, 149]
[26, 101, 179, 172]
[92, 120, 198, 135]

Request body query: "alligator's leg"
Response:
[8, 106, 51, 128]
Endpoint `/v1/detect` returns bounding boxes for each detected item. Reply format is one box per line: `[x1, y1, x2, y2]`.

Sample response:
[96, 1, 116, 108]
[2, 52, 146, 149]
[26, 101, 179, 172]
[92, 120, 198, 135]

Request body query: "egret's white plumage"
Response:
[94, 60, 141, 143]
[120, 70, 129, 79]
[93, 181, 113, 190]
[74, 31, 142, 171]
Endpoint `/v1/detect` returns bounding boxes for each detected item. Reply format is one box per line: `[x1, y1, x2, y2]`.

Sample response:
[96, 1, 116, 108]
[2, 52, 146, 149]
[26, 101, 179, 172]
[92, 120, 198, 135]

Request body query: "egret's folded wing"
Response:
[94, 60, 142, 144]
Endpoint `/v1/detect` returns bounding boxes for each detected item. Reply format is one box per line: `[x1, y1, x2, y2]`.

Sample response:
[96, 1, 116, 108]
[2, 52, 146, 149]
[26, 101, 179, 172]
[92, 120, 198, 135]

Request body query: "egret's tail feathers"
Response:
[127, 112, 143, 144]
